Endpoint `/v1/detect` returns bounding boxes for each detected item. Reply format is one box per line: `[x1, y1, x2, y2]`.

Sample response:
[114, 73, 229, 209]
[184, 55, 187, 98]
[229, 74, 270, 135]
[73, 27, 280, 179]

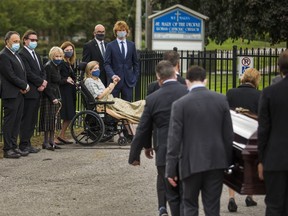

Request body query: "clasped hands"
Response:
[37, 80, 48, 92]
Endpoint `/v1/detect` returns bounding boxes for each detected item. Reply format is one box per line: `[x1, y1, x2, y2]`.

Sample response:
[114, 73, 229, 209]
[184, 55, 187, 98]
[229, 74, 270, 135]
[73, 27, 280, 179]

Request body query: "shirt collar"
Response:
[117, 38, 126, 44]
[163, 79, 177, 84]
[189, 83, 205, 91]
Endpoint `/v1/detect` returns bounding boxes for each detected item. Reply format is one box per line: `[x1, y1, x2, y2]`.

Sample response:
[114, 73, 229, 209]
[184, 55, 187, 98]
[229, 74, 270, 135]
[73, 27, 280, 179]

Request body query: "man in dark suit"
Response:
[258, 49, 288, 216]
[147, 50, 186, 95]
[104, 20, 139, 102]
[129, 60, 187, 216]
[0, 31, 30, 158]
[166, 66, 233, 216]
[18, 30, 47, 153]
[82, 24, 108, 87]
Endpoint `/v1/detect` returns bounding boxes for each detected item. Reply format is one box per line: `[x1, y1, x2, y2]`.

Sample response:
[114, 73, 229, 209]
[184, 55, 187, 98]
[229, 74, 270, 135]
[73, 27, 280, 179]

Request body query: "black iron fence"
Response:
[0, 46, 285, 140]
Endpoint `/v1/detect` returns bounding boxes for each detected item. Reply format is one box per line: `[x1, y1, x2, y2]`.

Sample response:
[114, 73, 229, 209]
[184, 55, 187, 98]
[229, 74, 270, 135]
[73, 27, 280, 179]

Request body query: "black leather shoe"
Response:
[228, 198, 238, 212]
[28, 146, 41, 153]
[245, 196, 257, 207]
[4, 149, 21, 159]
[42, 143, 54, 151]
[14, 148, 29, 156]
[52, 144, 62, 149]
[21, 146, 40, 153]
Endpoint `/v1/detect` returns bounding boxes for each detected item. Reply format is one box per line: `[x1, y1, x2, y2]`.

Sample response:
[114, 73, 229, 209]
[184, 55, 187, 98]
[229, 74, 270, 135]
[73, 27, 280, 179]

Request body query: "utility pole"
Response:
[145, 0, 152, 50]
[135, 0, 142, 50]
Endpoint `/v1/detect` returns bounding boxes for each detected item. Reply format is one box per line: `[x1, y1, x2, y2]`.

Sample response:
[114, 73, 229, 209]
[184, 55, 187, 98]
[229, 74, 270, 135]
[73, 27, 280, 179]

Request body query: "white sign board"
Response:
[238, 56, 254, 78]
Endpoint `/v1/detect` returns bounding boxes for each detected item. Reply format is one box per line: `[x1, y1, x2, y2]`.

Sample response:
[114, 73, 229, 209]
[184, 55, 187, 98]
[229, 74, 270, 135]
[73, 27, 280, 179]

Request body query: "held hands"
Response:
[168, 176, 178, 187]
[20, 85, 30, 94]
[52, 99, 59, 104]
[38, 80, 48, 92]
[67, 76, 74, 85]
[258, 163, 264, 180]
[42, 80, 48, 88]
[112, 75, 121, 83]
[144, 148, 154, 159]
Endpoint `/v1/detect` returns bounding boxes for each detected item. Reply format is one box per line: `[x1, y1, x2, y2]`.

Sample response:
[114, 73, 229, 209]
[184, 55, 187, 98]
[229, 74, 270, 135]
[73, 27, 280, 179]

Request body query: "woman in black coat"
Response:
[55, 41, 77, 144]
[226, 68, 261, 212]
[39, 46, 64, 150]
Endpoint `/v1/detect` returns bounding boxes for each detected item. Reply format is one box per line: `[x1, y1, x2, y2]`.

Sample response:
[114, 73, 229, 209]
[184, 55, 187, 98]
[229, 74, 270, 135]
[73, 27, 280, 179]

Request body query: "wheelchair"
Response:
[70, 62, 132, 146]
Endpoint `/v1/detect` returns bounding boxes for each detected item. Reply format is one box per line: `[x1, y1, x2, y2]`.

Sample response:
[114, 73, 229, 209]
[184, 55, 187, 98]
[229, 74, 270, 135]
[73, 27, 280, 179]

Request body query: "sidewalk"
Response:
[0, 142, 265, 216]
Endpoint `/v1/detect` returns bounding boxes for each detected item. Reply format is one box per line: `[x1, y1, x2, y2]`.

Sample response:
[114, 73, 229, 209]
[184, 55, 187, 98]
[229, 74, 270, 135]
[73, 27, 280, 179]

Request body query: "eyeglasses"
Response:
[28, 38, 38, 42]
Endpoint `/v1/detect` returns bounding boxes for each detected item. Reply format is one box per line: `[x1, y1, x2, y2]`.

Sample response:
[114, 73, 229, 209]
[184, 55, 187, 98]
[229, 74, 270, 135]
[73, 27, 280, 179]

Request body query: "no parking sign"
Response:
[238, 56, 254, 78]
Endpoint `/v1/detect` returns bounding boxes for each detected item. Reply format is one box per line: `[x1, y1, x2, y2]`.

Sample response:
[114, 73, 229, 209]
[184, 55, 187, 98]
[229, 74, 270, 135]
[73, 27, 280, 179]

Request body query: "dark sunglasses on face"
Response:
[28, 38, 38, 42]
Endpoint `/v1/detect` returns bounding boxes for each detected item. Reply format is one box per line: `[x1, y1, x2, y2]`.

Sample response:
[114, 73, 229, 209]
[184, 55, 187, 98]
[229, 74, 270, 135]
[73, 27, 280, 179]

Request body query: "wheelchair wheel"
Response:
[70, 110, 104, 146]
[118, 136, 128, 146]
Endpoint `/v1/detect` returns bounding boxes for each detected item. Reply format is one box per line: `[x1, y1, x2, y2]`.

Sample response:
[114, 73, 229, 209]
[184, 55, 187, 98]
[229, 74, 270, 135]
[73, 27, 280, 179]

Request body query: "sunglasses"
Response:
[28, 38, 38, 42]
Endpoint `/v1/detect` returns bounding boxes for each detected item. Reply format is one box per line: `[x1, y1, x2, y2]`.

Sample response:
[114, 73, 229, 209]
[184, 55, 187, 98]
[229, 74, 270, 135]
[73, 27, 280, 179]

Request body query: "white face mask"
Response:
[11, 43, 20, 52]
[117, 31, 127, 38]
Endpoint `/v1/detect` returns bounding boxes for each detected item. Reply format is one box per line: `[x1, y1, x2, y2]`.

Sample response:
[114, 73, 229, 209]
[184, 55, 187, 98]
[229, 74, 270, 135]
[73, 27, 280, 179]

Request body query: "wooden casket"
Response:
[223, 110, 265, 195]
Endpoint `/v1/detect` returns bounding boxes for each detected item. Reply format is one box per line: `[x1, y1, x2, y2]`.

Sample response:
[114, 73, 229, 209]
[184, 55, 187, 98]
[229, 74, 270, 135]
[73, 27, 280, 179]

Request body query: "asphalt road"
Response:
[0, 142, 266, 216]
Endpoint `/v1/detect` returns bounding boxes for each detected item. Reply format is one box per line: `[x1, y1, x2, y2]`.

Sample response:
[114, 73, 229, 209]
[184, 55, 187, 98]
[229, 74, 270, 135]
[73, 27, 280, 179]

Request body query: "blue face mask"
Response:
[53, 59, 62, 65]
[11, 43, 20, 52]
[92, 69, 100, 77]
[28, 41, 37, 50]
[117, 31, 127, 38]
[64, 51, 73, 58]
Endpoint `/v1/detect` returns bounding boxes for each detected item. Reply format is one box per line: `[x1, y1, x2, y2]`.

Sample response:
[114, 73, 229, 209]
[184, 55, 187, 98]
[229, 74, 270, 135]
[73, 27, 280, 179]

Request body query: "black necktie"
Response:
[100, 41, 105, 57]
[121, 41, 125, 59]
[32, 51, 41, 70]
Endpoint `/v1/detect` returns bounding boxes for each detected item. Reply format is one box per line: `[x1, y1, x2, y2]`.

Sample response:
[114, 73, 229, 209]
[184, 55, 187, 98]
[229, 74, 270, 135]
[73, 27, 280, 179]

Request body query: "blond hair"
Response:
[113, 20, 130, 37]
[85, 61, 99, 78]
[48, 46, 64, 60]
[241, 68, 261, 88]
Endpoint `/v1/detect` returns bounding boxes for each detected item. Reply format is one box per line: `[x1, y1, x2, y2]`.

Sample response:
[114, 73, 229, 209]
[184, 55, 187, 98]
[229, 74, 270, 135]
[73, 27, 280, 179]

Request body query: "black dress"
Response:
[59, 61, 76, 120]
[39, 61, 62, 131]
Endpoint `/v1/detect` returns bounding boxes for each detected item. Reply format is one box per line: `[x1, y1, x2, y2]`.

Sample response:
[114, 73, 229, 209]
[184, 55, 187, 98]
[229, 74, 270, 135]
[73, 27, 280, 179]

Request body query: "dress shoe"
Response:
[159, 207, 168, 216]
[50, 142, 62, 149]
[14, 148, 29, 156]
[3, 149, 21, 159]
[245, 196, 257, 207]
[57, 137, 73, 144]
[42, 143, 54, 151]
[228, 198, 238, 212]
[21, 146, 40, 153]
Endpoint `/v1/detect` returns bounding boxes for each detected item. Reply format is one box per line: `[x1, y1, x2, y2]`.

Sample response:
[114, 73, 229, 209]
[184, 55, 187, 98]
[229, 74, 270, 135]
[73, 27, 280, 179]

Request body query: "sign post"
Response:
[238, 56, 254, 78]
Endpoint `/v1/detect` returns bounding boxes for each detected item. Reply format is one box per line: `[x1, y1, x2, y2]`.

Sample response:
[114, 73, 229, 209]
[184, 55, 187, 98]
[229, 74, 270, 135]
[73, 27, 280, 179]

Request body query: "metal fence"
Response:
[0, 46, 285, 140]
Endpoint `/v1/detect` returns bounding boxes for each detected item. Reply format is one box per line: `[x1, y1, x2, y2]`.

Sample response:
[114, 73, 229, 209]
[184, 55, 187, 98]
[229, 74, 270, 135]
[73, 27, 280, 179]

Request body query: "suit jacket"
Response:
[0, 47, 28, 99]
[226, 83, 261, 114]
[18, 47, 46, 99]
[258, 76, 288, 171]
[129, 81, 188, 166]
[166, 87, 233, 180]
[147, 74, 186, 95]
[43, 61, 61, 102]
[82, 39, 108, 86]
[104, 39, 139, 88]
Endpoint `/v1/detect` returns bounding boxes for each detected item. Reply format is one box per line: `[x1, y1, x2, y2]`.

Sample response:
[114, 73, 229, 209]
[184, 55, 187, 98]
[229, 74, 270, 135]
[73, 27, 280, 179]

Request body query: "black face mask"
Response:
[95, 34, 105, 41]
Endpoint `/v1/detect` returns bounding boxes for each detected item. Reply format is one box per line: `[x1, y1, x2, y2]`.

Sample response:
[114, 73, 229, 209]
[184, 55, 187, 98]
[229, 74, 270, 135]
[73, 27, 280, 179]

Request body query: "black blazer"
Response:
[166, 87, 233, 180]
[82, 39, 108, 86]
[258, 76, 288, 170]
[129, 81, 188, 166]
[0, 47, 28, 99]
[18, 47, 46, 99]
[226, 83, 261, 114]
[43, 61, 61, 102]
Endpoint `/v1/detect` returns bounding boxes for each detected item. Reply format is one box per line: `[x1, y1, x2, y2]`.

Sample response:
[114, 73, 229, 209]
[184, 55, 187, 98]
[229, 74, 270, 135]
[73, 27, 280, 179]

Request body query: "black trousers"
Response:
[19, 97, 40, 150]
[157, 165, 183, 216]
[2, 94, 24, 151]
[264, 170, 288, 216]
[182, 169, 224, 216]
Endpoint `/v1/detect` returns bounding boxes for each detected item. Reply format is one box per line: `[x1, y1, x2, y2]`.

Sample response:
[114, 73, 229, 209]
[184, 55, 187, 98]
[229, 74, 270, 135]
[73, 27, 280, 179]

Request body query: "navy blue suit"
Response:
[104, 39, 139, 101]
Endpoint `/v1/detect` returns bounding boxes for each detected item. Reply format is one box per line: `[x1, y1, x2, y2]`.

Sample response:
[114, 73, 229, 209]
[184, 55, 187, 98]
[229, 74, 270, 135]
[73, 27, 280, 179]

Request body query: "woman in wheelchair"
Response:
[84, 61, 145, 136]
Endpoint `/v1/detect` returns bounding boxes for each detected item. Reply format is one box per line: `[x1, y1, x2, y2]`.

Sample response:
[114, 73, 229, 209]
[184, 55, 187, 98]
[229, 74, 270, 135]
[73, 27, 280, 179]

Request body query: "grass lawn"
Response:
[206, 38, 287, 50]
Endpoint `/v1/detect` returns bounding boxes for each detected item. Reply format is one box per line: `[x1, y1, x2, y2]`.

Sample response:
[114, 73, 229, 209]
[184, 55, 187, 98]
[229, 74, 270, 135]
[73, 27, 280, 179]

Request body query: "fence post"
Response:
[232, 45, 238, 88]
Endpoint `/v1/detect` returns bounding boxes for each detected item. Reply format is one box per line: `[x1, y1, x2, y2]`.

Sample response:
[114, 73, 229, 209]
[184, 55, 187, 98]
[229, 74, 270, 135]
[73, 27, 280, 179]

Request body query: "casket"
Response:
[223, 110, 265, 195]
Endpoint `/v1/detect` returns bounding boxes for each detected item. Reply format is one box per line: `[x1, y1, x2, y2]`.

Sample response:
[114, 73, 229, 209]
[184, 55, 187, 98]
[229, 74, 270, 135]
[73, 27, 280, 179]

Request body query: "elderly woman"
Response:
[39, 46, 64, 151]
[84, 60, 145, 125]
[226, 67, 261, 212]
